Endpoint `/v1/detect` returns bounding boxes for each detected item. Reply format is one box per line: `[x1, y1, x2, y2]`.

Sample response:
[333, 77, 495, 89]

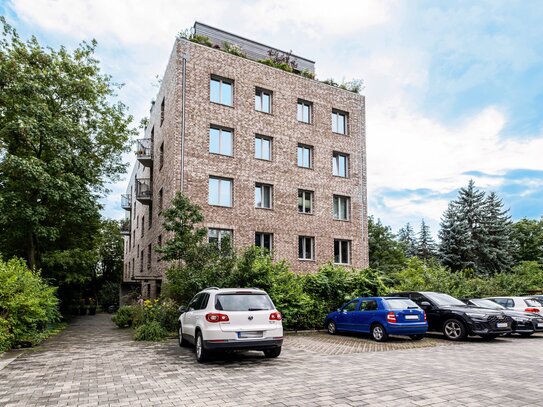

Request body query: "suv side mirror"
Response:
[420, 301, 432, 309]
[178, 305, 187, 314]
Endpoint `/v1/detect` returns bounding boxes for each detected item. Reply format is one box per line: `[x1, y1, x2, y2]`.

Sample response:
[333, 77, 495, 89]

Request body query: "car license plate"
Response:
[496, 322, 508, 328]
[538, 323, 543, 328]
[238, 331, 263, 339]
[405, 315, 419, 320]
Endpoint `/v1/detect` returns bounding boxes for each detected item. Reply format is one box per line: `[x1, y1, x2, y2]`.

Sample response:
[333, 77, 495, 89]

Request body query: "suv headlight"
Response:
[466, 312, 487, 320]
[512, 316, 528, 322]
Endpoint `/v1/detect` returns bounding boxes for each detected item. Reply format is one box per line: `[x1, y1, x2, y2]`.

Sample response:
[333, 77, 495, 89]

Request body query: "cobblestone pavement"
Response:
[1, 314, 543, 406]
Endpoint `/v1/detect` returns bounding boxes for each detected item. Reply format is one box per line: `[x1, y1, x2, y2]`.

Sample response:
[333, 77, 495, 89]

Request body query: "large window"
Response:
[147, 244, 152, 270]
[334, 239, 351, 264]
[209, 126, 233, 156]
[298, 190, 313, 214]
[297, 144, 313, 168]
[158, 188, 163, 212]
[210, 76, 233, 106]
[208, 177, 232, 207]
[333, 152, 349, 177]
[160, 98, 165, 126]
[255, 88, 272, 113]
[208, 228, 232, 246]
[159, 142, 164, 170]
[333, 195, 350, 221]
[255, 232, 273, 252]
[255, 183, 273, 209]
[332, 110, 347, 134]
[297, 100, 312, 123]
[298, 236, 315, 260]
[255, 135, 272, 160]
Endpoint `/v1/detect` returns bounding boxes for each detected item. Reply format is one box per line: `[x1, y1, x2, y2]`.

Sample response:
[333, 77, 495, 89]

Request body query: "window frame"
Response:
[297, 99, 312, 124]
[208, 176, 233, 207]
[255, 232, 273, 252]
[255, 88, 272, 114]
[332, 109, 348, 135]
[209, 125, 234, 157]
[210, 76, 234, 106]
[333, 152, 349, 178]
[298, 236, 315, 260]
[297, 144, 313, 169]
[334, 239, 351, 265]
[298, 189, 314, 214]
[208, 228, 233, 247]
[255, 135, 272, 161]
[255, 183, 273, 209]
[333, 195, 350, 221]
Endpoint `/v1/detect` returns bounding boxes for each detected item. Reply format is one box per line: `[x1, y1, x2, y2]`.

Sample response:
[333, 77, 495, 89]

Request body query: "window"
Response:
[140, 249, 144, 272]
[333, 152, 349, 177]
[209, 126, 233, 156]
[342, 300, 358, 312]
[332, 110, 347, 134]
[297, 100, 312, 123]
[188, 293, 209, 311]
[157, 235, 162, 262]
[133, 201, 136, 218]
[210, 76, 233, 106]
[255, 135, 272, 160]
[297, 144, 312, 168]
[160, 98, 165, 126]
[255, 88, 272, 113]
[141, 216, 144, 237]
[159, 142, 164, 170]
[148, 204, 153, 228]
[360, 300, 378, 311]
[255, 183, 272, 209]
[298, 236, 314, 260]
[208, 177, 232, 207]
[150, 126, 154, 141]
[147, 244, 152, 270]
[132, 231, 135, 248]
[298, 190, 313, 214]
[208, 228, 233, 246]
[333, 195, 350, 221]
[158, 188, 163, 212]
[334, 240, 351, 264]
[255, 232, 273, 251]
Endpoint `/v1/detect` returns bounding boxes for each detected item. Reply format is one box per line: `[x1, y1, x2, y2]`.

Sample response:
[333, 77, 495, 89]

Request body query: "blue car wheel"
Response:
[371, 323, 388, 342]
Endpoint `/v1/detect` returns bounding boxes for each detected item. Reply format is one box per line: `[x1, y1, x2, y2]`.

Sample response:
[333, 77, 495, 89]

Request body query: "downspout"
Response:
[180, 45, 188, 192]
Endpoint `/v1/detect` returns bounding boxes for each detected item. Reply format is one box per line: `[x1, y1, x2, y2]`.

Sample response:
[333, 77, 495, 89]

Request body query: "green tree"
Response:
[511, 218, 543, 264]
[481, 192, 514, 273]
[0, 19, 135, 289]
[368, 216, 407, 273]
[416, 219, 437, 261]
[397, 223, 417, 258]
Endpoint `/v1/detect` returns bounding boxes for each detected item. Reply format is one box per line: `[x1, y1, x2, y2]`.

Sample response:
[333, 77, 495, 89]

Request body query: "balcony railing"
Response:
[120, 219, 130, 236]
[121, 194, 132, 210]
[136, 138, 153, 167]
[135, 178, 152, 204]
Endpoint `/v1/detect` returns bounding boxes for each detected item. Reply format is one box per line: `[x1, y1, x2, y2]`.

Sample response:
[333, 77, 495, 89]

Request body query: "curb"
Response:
[0, 350, 24, 371]
[285, 329, 327, 335]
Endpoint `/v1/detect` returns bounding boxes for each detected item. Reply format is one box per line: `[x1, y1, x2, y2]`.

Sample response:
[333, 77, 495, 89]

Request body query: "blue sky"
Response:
[2, 0, 543, 236]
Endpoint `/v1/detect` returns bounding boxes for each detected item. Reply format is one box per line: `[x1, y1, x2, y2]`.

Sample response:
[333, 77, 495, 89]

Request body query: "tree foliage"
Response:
[397, 222, 417, 258]
[511, 218, 543, 264]
[368, 216, 407, 273]
[416, 219, 437, 261]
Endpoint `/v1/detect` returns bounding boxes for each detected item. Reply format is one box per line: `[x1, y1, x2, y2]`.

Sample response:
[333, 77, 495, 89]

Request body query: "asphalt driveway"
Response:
[0, 314, 542, 406]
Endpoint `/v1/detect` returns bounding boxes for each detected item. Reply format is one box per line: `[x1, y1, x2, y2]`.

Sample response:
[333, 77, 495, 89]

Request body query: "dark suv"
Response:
[390, 291, 513, 340]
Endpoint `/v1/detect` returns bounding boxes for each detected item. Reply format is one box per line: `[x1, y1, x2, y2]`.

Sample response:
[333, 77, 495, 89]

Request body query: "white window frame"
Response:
[208, 177, 233, 207]
[334, 239, 351, 264]
[298, 236, 315, 260]
[255, 88, 272, 113]
[255, 183, 273, 209]
[210, 76, 233, 106]
[297, 144, 313, 168]
[209, 126, 233, 156]
[333, 195, 350, 221]
[333, 152, 349, 178]
[255, 135, 272, 161]
[298, 190, 313, 214]
[208, 228, 233, 246]
[297, 100, 312, 124]
[332, 110, 348, 134]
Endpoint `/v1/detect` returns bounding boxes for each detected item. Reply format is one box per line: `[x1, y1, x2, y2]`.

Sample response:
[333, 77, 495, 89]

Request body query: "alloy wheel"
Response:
[327, 321, 336, 334]
[196, 335, 202, 359]
[373, 326, 384, 340]
[444, 321, 462, 339]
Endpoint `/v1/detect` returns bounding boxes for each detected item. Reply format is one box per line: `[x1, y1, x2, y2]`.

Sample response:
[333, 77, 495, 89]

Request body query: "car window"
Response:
[409, 293, 429, 306]
[199, 293, 210, 310]
[360, 300, 377, 311]
[525, 298, 542, 307]
[506, 299, 514, 308]
[215, 293, 273, 311]
[188, 294, 203, 311]
[385, 299, 420, 310]
[489, 298, 506, 307]
[342, 300, 358, 312]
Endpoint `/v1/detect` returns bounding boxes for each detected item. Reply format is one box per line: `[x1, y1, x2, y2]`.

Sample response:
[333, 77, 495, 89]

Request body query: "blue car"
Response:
[325, 297, 428, 342]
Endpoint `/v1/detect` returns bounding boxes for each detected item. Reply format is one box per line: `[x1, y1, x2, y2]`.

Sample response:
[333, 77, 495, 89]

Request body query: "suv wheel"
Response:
[443, 319, 467, 341]
[178, 324, 190, 347]
[195, 331, 209, 363]
[326, 320, 337, 335]
[263, 347, 281, 358]
[371, 323, 388, 342]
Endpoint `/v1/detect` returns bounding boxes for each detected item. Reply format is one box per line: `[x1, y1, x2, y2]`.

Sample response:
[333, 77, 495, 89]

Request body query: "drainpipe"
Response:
[180, 44, 188, 192]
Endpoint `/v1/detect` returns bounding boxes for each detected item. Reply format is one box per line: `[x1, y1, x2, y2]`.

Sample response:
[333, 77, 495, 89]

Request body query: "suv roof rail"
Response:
[250, 287, 260, 290]
[204, 287, 220, 290]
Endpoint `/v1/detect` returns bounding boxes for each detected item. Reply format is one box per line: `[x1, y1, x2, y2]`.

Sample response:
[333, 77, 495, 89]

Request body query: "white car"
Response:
[178, 287, 283, 362]
[485, 296, 543, 317]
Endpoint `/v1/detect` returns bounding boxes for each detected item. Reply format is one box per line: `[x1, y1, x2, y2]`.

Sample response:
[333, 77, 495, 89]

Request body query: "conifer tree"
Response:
[397, 223, 417, 258]
[416, 219, 437, 261]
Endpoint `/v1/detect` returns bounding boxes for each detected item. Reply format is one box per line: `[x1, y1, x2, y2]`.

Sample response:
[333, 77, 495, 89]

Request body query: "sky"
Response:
[2, 0, 543, 236]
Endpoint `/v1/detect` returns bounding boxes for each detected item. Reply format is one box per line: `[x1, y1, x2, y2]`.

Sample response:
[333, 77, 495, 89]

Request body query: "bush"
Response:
[99, 282, 120, 309]
[0, 258, 60, 351]
[112, 305, 142, 328]
[134, 320, 168, 341]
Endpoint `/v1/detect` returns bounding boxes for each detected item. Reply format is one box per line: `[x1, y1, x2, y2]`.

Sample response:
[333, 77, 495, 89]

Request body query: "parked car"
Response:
[178, 287, 283, 362]
[461, 298, 543, 337]
[390, 291, 512, 341]
[485, 296, 543, 317]
[324, 297, 428, 342]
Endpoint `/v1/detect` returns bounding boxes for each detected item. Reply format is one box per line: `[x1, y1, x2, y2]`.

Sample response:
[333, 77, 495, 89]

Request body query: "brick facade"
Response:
[122, 32, 368, 298]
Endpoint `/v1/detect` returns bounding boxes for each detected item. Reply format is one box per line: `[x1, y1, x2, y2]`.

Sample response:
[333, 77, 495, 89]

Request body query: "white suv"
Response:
[178, 287, 283, 362]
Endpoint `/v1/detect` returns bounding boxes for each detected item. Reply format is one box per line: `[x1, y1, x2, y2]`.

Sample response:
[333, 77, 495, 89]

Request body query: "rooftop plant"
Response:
[222, 41, 246, 58]
[321, 78, 364, 94]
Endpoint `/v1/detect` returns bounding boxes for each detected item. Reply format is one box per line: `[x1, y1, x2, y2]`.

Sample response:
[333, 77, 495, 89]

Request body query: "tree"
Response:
[368, 216, 407, 273]
[481, 192, 514, 273]
[0, 19, 135, 287]
[416, 219, 437, 261]
[511, 218, 543, 264]
[397, 223, 417, 258]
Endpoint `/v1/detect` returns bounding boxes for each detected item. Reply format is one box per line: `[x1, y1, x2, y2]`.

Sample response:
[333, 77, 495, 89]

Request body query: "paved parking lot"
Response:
[1, 314, 542, 406]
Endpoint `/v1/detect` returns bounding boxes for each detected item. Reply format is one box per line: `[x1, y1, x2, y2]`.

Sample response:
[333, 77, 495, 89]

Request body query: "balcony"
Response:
[136, 138, 153, 167]
[120, 218, 130, 236]
[135, 178, 152, 204]
[121, 194, 132, 210]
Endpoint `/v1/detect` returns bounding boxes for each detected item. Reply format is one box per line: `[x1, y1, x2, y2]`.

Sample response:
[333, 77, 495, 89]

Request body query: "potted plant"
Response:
[88, 298, 97, 315]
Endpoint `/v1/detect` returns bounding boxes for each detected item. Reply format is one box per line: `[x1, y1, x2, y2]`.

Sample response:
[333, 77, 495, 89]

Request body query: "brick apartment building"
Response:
[121, 22, 368, 299]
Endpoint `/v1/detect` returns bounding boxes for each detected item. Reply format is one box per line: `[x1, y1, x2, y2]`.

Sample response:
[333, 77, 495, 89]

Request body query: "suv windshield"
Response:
[424, 292, 465, 306]
[215, 293, 273, 311]
[385, 299, 420, 310]
[470, 299, 504, 310]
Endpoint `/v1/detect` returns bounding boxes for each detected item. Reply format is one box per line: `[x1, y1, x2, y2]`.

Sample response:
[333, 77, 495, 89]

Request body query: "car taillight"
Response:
[387, 312, 397, 323]
[269, 312, 282, 321]
[205, 313, 229, 323]
[525, 308, 540, 313]
[424, 311, 427, 321]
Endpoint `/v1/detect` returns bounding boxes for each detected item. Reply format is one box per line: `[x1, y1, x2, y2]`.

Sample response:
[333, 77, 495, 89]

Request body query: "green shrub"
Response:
[112, 305, 138, 328]
[257, 59, 294, 73]
[0, 258, 60, 350]
[134, 320, 168, 341]
[222, 42, 246, 58]
[156, 299, 180, 333]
